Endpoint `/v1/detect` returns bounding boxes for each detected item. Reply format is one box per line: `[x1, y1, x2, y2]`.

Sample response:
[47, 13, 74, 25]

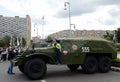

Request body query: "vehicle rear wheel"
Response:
[98, 56, 111, 73]
[67, 64, 79, 71]
[18, 63, 25, 73]
[24, 58, 47, 80]
[82, 56, 98, 74]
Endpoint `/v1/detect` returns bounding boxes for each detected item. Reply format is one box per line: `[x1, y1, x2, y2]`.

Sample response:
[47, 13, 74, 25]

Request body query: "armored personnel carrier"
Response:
[12, 37, 117, 80]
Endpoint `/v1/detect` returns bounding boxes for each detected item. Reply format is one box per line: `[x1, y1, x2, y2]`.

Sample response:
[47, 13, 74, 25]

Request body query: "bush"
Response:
[115, 43, 120, 51]
[112, 58, 120, 67]
[112, 58, 120, 63]
[0, 40, 4, 47]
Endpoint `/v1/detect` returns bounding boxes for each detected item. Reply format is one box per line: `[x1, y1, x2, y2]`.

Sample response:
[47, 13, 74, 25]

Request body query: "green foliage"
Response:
[0, 40, 5, 47]
[112, 58, 120, 63]
[0, 35, 26, 47]
[115, 43, 120, 51]
[47, 35, 53, 40]
[22, 37, 26, 47]
[2, 35, 10, 47]
[103, 31, 114, 41]
[0, 35, 11, 47]
[116, 28, 120, 43]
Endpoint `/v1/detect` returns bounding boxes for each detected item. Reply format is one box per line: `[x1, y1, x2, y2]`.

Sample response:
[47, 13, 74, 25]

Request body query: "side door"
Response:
[61, 40, 85, 64]
[60, 40, 74, 64]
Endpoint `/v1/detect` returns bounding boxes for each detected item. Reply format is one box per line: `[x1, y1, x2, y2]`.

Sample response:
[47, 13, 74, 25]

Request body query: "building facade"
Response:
[32, 36, 41, 43]
[0, 15, 31, 47]
[49, 30, 114, 39]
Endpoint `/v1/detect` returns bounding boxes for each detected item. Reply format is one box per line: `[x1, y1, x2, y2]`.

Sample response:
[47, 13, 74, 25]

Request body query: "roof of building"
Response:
[59, 37, 112, 42]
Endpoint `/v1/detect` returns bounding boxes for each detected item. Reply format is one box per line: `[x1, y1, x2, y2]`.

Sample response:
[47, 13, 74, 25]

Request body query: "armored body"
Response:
[12, 37, 117, 80]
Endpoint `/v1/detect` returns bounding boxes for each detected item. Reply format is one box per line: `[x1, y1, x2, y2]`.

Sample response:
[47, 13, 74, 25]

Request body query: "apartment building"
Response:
[0, 15, 31, 47]
[49, 30, 114, 39]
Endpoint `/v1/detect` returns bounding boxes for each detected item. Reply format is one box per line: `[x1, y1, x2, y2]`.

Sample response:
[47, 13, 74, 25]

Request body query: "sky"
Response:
[0, 0, 120, 38]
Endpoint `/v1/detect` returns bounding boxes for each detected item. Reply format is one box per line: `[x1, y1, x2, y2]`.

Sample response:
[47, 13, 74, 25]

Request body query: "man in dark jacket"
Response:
[7, 46, 16, 74]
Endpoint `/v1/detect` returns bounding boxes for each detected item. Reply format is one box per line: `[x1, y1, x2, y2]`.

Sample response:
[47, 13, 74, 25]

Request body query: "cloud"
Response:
[108, 6, 120, 17]
[0, 0, 54, 17]
[98, 17, 116, 25]
[0, 0, 24, 14]
[0, 0, 56, 25]
[96, 5, 120, 25]
[1, 0, 120, 37]
[55, 0, 120, 18]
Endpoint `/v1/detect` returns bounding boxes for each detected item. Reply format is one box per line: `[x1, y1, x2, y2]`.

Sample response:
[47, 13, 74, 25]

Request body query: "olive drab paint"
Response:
[13, 37, 117, 65]
[12, 37, 117, 80]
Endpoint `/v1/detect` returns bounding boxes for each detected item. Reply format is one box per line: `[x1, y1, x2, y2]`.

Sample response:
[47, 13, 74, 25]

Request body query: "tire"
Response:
[24, 58, 47, 80]
[18, 64, 25, 73]
[67, 64, 79, 71]
[98, 56, 111, 73]
[82, 56, 98, 74]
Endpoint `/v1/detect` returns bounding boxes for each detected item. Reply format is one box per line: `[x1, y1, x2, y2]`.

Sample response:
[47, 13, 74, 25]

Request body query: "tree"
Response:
[0, 40, 5, 47]
[46, 35, 53, 40]
[2, 35, 10, 47]
[20, 37, 26, 47]
[103, 31, 114, 41]
[116, 28, 120, 43]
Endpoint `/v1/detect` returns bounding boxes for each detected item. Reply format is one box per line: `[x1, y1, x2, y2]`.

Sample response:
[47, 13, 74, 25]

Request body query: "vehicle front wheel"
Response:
[18, 63, 25, 73]
[67, 64, 79, 71]
[24, 58, 47, 80]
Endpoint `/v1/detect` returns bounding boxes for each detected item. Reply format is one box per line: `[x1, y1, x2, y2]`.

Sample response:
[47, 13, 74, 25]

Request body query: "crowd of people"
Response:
[0, 46, 20, 62]
[0, 46, 22, 74]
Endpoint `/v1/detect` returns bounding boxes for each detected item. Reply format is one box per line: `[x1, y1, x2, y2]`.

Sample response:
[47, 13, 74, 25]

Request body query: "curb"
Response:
[111, 66, 120, 72]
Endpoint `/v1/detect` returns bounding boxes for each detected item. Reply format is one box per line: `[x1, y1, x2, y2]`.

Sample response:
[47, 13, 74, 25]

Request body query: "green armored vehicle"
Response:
[12, 37, 117, 80]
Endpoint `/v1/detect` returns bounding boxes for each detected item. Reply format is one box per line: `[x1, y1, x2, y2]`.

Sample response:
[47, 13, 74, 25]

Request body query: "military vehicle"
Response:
[12, 37, 117, 80]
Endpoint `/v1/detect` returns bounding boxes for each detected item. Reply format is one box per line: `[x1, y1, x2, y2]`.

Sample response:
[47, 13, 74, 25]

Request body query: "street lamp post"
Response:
[71, 24, 76, 38]
[42, 16, 44, 39]
[34, 23, 38, 36]
[64, 2, 71, 37]
[70, 24, 76, 30]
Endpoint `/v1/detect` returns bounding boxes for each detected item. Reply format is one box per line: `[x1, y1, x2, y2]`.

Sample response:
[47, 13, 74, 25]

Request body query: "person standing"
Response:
[7, 46, 16, 74]
[1, 48, 7, 62]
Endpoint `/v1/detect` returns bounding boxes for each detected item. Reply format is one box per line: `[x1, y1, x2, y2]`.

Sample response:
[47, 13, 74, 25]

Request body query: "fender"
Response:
[25, 52, 56, 63]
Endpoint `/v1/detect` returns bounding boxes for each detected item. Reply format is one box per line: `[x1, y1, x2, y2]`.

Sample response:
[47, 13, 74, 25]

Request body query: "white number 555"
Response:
[82, 47, 90, 52]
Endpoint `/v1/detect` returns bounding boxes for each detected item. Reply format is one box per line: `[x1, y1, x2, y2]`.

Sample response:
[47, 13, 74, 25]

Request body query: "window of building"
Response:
[97, 32, 101, 37]
[62, 31, 67, 38]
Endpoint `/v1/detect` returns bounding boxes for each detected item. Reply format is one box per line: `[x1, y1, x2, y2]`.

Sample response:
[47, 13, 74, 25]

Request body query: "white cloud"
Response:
[0, 0, 24, 13]
[0, 0, 120, 38]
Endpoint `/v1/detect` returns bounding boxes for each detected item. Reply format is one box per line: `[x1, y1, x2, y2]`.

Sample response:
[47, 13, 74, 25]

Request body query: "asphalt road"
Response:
[0, 61, 120, 82]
